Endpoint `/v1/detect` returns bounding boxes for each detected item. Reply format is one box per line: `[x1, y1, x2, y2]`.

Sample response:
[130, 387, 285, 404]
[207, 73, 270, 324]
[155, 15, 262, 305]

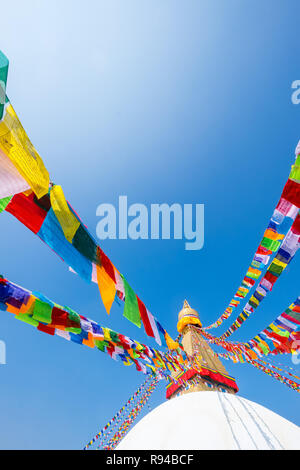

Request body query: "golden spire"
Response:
[166, 301, 238, 399]
[177, 300, 202, 333]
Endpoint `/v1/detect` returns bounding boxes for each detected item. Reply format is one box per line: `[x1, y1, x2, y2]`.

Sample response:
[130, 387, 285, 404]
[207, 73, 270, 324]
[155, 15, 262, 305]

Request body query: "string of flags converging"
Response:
[0, 47, 300, 451]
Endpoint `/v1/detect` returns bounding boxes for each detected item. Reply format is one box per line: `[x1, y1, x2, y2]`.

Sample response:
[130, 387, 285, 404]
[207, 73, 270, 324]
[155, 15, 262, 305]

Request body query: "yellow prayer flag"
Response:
[103, 328, 112, 342]
[271, 257, 287, 269]
[239, 287, 248, 293]
[264, 229, 284, 241]
[249, 295, 259, 307]
[165, 332, 179, 350]
[0, 104, 50, 198]
[50, 185, 80, 242]
[247, 267, 261, 277]
[269, 323, 284, 335]
[123, 357, 132, 366]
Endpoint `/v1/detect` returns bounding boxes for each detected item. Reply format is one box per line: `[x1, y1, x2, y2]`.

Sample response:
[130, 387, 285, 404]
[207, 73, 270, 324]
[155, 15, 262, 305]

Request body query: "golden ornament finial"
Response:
[177, 300, 202, 333]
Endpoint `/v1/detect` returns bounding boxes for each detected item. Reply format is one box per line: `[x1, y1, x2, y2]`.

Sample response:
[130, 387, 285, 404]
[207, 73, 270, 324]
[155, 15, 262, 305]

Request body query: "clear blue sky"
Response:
[0, 0, 299, 449]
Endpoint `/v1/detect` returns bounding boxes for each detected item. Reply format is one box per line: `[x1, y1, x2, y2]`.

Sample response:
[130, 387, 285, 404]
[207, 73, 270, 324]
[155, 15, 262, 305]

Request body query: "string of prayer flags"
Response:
[202, 296, 300, 362]
[216, 352, 300, 392]
[84, 375, 155, 449]
[0, 184, 177, 346]
[256, 359, 300, 381]
[0, 184, 176, 346]
[104, 376, 159, 450]
[220, 216, 300, 339]
[0, 275, 181, 377]
[202, 213, 300, 342]
[205, 141, 300, 331]
[248, 298, 300, 356]
[248, 359, 300, 393]
[0, 49, 177, 347]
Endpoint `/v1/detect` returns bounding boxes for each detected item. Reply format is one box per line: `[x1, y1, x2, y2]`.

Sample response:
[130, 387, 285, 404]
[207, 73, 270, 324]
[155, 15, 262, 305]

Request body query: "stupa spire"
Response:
[177, 299, 202, 333]
[166, 302, 238, 399]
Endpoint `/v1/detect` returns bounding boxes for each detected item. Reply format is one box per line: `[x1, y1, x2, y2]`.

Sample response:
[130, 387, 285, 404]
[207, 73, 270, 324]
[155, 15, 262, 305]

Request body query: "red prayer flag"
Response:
[137, 296, 154, 338]
[98, 247, 116, 283]
[6, 191, 48, 234]
[37, 323, 55, 335]
[282, 179, 300, 208]
[264, 271, 278, 285]
[291, 213, 300, 235]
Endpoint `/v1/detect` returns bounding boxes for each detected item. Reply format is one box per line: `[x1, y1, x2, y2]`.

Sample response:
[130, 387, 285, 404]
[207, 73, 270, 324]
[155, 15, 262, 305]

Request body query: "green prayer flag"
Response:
[259, 342, 269, 354]
[95, 340, 108, 352]
[237, 290, 247, 297]
[109, 330, 120, 343]
[0, 51, 9, 120]
[249, 299, 259, 309]
[66, 327, 82, 334]
[63, 305, 81, 326]
[261, 237, 281, 252]
[268, 262, 283, 276]
[289, 165, 300, 182]
[287, 310, 300, 322]
[289, 156, 300, 182]
[269, 324, 290, 338]
[132, 349, 140, 359]
[72, 225, 98, 263]
[32, 299, 53, 323]
[246, 269, 261, 280]
[0, 196, 12, 213]
[121, 274, 141, 327]
[276, 328, 290, 338]
[15, 313, 39, 327]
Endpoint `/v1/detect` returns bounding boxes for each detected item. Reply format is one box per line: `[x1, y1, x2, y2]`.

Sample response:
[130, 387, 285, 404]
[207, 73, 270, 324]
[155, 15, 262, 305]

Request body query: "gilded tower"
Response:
[166, 301, 238, 399]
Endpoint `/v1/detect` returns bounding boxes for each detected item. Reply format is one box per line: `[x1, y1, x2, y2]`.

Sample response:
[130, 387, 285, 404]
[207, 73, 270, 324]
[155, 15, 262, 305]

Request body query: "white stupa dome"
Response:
[117, 391, 300, 450]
